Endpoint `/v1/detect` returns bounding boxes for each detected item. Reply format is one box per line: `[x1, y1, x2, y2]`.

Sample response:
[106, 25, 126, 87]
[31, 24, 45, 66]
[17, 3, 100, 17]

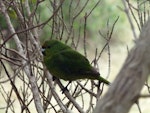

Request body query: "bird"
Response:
[42, 39, 110, 85]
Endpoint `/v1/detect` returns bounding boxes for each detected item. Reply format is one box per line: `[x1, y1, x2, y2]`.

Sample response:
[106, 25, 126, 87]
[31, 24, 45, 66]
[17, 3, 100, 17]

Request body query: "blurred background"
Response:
[0, 0, 150, 113]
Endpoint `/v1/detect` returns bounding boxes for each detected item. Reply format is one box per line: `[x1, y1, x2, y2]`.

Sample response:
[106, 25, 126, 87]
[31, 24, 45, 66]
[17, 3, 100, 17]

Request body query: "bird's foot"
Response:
[62, 86, 69, 93]
[61, 81, 71, 94]
[52, 76, 57, 81]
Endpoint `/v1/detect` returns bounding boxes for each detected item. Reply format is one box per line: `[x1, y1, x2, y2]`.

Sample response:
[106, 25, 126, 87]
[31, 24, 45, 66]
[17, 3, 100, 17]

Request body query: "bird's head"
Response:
[42, 40, 71, 57]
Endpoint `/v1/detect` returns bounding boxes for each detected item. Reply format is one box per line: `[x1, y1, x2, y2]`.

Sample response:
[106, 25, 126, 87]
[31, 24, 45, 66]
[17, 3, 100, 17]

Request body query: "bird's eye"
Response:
[47, 45, 51, 48]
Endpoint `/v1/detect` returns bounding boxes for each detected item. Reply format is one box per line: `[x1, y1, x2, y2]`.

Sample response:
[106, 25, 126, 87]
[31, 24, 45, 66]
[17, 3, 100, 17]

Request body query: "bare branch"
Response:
[122, 0, 138, 40]
[0, 1, 44, 113]
[93, 18, 150, 113]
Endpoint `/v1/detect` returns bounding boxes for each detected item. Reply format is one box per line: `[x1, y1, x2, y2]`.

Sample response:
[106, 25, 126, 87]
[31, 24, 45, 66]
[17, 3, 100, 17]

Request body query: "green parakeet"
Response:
[42, 40, 110, 85]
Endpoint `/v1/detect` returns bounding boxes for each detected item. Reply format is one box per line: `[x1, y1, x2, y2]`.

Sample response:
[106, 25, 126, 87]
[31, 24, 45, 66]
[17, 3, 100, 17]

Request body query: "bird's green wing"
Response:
[45, 49, 100, 81]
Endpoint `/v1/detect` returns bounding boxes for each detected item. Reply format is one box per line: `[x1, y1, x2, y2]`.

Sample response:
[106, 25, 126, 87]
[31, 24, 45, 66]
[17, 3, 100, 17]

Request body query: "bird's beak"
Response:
[41, 48, 45, 55]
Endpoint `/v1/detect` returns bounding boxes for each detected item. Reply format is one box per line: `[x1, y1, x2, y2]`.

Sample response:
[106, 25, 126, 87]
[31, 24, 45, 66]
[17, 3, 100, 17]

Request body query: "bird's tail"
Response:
[99, 77, 110, 85]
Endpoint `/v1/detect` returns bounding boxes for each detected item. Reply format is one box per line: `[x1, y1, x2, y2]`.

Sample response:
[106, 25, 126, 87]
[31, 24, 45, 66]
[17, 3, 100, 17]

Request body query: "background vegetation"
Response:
[0, 0, 150, 113]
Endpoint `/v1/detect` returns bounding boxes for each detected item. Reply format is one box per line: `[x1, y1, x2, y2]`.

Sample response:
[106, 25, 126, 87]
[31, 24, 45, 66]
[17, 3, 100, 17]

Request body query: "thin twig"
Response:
[122, 0, 138, 40]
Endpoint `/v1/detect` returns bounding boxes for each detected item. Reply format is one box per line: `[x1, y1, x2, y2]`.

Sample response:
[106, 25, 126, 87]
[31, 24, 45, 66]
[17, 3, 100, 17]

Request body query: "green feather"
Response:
[42, 40, 71, 57]
[42, 40, 110, 85]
